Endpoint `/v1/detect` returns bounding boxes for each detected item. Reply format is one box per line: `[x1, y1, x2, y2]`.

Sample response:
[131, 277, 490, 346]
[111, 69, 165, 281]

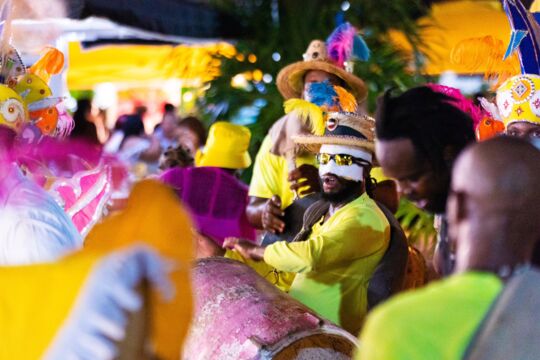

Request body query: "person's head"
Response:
[161, 112, 178, 139]
[497, 74, 540, 140]
[159, 145, 194, 170]
[302, 70, 344, 98]
[74, 99, 92, 122]
[277, 39, 367, 101]
[163, 103, 175, 114]
[295, 111, 375, 205]
[119, 114, 145, 139]
[375, 86, 476, 213]
[135, 105, 147, 117]
[318, 144, 372, 205]
[176, 116, 207, 155]
[448, 136, 540, 275]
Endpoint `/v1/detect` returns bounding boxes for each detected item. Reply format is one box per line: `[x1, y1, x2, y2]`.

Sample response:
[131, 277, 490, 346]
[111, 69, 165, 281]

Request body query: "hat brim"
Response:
[276, 60, 367, 101]
[196, 151, 252, 170]
[293, 134, 374, 154]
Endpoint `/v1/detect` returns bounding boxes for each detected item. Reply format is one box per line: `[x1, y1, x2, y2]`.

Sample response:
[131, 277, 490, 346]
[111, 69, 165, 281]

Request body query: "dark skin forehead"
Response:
[376, 138, 425, 181]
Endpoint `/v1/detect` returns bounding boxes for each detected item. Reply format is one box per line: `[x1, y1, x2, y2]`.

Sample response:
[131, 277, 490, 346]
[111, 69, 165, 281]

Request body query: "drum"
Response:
[183, 257, 358, 360]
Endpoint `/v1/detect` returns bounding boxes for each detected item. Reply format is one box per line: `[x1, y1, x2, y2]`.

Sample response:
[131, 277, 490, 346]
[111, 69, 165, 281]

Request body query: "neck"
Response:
[328, 190, 363, 215]
[457, 228, 533, 280]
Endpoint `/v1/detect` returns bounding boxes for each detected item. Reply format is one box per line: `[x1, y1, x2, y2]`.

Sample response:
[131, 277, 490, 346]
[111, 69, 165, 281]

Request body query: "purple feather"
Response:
[326, 22, 370, 66]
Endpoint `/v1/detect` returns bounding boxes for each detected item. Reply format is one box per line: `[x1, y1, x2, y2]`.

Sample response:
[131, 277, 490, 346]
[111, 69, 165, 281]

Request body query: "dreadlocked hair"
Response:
[375, 86, 476, 173]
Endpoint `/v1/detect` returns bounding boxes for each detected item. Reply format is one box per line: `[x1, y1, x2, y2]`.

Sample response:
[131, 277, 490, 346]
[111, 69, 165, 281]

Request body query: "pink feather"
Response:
[427, 84, 486, 129]
[326, 23, 357, 66]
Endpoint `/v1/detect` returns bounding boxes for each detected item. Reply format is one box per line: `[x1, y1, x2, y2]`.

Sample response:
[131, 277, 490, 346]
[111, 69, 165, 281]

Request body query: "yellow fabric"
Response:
[496, 74, 540, 127]
[532, 0, 540, 12]
[225, 249, 296, 292]
[67, 41, 235, 89]
[264, 193, 390, 334]
[0, 85, 27, 131]
[389, 1, 511, 75]
[371, 167, 390, 183]
[356, 272, 503, 360]
[84, 180, 194, 360]
[195, 121, 252, 169]
[249, 135, 317, 209]
[0, 252, 99, 359]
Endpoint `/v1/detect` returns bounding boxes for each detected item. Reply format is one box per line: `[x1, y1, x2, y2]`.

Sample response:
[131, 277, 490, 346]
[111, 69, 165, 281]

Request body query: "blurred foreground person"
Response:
[357, 137, 540, 359]
[0, 126, 82, 265]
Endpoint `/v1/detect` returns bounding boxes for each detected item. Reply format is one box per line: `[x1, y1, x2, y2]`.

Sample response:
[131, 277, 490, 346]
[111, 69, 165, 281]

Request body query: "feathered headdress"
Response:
[284, 99, 325, 136]
[326, 22, 370, 68]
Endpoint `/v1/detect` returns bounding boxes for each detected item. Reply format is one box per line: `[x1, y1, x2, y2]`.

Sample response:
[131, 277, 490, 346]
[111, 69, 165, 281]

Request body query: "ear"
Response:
[453, 191, 468, 222]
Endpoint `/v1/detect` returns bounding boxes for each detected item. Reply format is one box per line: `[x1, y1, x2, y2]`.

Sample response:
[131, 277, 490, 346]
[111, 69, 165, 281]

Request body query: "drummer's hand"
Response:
[223, 237, 265, 261]
[288, 164, 320, 196]
[194, 230, 225, 258]
[262, 196, 285, 234]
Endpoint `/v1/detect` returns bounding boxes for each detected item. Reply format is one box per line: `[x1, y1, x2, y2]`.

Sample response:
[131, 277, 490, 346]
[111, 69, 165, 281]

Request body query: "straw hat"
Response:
[277, 40, 367, 101]
[195, 121, 252, 169]
[293, 111, 374, 155]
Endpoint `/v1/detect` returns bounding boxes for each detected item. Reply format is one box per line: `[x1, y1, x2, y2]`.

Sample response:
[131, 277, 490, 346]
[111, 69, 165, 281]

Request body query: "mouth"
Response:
[321, 173, 341, 192]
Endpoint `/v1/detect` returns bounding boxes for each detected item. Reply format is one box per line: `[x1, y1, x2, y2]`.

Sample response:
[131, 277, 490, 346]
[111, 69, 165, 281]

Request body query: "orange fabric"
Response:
[85, 180, 194, 359]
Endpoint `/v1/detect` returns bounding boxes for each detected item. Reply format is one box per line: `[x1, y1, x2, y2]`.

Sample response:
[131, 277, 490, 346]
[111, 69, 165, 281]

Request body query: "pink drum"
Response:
[183, 257, 358, 360]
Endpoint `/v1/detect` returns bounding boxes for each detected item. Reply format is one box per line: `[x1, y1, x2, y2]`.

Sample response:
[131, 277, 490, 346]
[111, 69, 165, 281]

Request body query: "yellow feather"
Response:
[451, 36, 520, 88]
[334, 86, 358, 113]
[284, 99, 325, 136]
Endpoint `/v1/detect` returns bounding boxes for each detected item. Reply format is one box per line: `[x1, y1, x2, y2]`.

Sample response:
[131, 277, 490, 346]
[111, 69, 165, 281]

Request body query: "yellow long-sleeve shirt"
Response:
[228, 193, 389, 334]
[264, 193, 389, 334]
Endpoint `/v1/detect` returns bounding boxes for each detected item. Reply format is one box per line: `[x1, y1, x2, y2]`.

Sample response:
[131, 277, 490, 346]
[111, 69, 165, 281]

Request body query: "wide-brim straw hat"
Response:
[293, 112, 375, 156]
[277, 40, 367, 101]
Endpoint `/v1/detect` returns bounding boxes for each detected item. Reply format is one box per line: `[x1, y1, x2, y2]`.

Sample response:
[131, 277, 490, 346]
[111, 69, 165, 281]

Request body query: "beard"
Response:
[320, 175, 363, 204]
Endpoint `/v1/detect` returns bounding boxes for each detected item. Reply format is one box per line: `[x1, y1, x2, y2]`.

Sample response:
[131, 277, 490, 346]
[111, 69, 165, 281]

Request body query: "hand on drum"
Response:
[288, 164, 320, 196]
[194, 230, 225, 258]
[223, 237, 265, 261]
[262, 195, 285, 234]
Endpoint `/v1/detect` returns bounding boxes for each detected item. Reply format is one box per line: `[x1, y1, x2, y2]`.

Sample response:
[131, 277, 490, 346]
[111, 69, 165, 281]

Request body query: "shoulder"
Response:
[341, 195, 389, 230]
[359, 273, 502, 359]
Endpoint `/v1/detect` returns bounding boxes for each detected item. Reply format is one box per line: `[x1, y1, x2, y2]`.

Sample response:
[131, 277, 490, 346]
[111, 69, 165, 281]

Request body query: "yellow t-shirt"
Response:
[356, 272, 503, 360]
[249, 135, 317, 209]
[264, 193, 390, 335]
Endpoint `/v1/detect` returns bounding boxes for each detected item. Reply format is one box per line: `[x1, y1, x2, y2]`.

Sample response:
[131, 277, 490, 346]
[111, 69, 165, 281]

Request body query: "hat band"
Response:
[325, 125, 367, 139]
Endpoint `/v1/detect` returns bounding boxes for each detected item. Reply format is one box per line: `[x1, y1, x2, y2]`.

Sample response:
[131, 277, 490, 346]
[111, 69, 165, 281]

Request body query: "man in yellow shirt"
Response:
[226, 111, 389, 335]
[246, 37, 368, 234]
[357, 137, 540, 359]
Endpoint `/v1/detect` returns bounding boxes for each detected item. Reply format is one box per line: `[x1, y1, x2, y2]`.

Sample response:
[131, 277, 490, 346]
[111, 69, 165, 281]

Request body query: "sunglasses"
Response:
[316, 153, 371, 167]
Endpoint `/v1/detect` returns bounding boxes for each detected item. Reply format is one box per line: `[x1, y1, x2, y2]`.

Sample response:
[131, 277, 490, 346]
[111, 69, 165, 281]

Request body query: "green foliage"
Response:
[201, 0, 429, 146]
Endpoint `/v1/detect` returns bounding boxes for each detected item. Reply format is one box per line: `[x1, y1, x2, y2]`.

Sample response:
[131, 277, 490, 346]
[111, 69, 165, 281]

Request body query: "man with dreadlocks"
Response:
[375, 86, 476, 276]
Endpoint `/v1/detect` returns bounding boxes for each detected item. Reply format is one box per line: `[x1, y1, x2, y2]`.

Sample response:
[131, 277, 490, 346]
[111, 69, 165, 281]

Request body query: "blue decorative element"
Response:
[305, 80, 337, 107]
[503, 0, 540, 74]
[504, 30, 527, 60]
[353, 35, 370, 62]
